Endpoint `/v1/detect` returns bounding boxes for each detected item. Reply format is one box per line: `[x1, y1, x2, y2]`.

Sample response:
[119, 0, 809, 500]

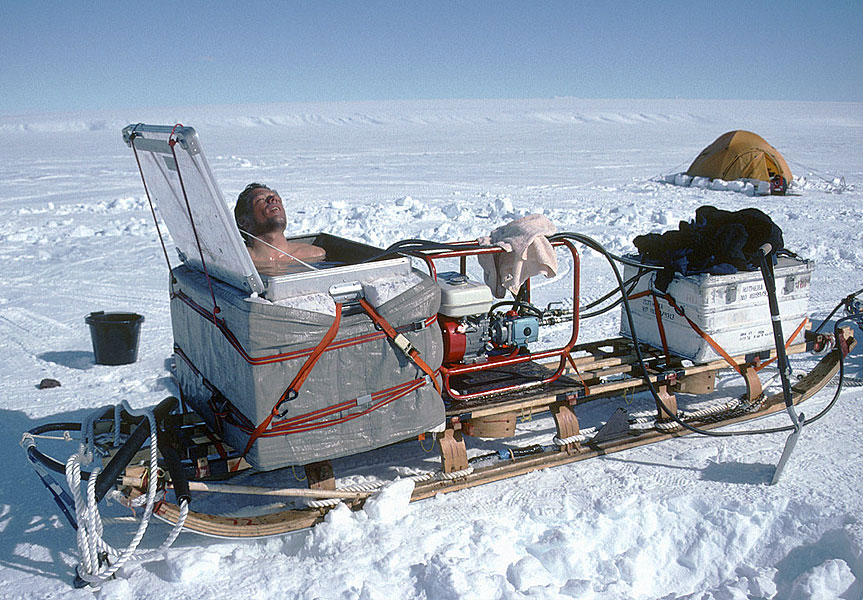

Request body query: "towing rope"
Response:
[552, 391, 772, 445]
[303, 466, 473, 509]
[303, 471, 438, 508]
[66, 404, 188, 585]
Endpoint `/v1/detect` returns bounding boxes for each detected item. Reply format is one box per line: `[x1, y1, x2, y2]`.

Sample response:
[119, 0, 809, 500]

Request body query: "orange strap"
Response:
[239, 303, 343, 460]
[628, 289, 742, 373]
[630, 291, 809, 377]
[651, 294, 671, 359]
[358, 298, 442, 395]
[564, 352, 590, 396]
[754, 317, 809, 371]
[659, 293, 743, 374]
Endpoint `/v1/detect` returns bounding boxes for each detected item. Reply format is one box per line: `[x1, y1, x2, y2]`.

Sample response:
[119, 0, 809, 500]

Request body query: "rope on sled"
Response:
[66, 404, 189, 585]
[303, 468, 472, 508]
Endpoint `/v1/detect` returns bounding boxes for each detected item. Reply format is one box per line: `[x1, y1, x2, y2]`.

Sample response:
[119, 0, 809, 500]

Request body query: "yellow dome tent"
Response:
[686, 130, 792, 192]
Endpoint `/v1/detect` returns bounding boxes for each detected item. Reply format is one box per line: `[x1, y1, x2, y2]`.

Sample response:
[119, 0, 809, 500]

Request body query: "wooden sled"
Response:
[139, 328, 854, 539]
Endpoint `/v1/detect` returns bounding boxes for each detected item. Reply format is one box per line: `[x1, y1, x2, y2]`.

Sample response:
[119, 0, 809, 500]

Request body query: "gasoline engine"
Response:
[436, 271, 573, 367]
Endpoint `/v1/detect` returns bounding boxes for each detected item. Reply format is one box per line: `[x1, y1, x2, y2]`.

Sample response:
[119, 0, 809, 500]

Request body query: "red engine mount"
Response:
[439, 315, 467, 365]
[411, 238, 581, 401]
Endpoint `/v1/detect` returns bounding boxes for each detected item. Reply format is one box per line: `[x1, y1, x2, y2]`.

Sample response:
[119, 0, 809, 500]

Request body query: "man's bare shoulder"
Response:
[283, 241, 326, 261]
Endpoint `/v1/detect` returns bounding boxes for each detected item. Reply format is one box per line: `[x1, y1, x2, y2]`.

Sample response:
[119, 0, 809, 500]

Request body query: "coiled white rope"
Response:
[652, 393, 768, 432]
[437, 466, 474, 480]
[65, 405, 189, 585]
[551, 392, 772, 441]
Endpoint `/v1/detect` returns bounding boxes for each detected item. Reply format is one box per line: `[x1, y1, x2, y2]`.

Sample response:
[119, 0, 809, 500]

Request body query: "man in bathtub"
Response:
[234, 183, 326, 274]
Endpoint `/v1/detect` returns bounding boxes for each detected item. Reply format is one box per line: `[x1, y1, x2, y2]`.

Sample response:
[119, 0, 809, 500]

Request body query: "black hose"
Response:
[26, 398, 177, 484]
[580, 271, 648, 319]
[359, 239, 489, 264]
[27, 398, 201, 506]
[157, 438, 191, 505]
[489, 300, 544, 317]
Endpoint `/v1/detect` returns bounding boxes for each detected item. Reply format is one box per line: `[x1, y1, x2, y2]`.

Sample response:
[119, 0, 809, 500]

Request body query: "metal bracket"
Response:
[591, 408, 631, 444]
[329, 281, 364, 303]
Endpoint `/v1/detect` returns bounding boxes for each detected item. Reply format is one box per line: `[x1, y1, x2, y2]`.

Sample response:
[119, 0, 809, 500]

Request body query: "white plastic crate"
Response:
[620, 256, 814, 363]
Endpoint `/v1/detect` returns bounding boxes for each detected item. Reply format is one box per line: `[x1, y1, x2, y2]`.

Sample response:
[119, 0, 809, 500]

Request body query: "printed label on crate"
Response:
[639, 297, 676, 322]
[737, 327, 771, 343]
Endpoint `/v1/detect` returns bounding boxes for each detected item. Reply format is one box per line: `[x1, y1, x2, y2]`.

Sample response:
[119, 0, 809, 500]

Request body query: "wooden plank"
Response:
[304, 460, 336, 491]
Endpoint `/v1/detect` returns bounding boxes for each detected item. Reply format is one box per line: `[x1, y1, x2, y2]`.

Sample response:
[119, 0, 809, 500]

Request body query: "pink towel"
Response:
[477, 214, 558, 298]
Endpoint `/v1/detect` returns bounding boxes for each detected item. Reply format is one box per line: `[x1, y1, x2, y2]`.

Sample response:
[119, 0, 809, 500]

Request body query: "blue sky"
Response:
[1, 0, 860, 114]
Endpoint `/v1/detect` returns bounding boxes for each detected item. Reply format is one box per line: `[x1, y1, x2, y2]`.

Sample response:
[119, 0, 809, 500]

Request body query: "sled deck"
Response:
[99, 327, 854, 538]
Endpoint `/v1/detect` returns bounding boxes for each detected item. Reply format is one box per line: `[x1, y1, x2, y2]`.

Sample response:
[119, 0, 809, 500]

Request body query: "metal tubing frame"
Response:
[412, 239, 581, 400]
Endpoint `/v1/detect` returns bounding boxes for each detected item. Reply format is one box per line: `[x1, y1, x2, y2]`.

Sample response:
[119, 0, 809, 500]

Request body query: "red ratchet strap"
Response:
[256, 378, 426, 436]
[631, 290, 809, 376]
[240, 303, 343, 459]
[204, 370, 426, 437]
[660, 293, 809, 374]
[658, 292, 743, 374]
[651, 295, 671, 360]
[177, 342, 430, 438]
[358, 298, 442, 395]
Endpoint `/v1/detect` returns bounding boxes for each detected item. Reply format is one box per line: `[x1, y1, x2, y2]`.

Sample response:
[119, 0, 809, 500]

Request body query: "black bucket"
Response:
[85, 311, 145, 365]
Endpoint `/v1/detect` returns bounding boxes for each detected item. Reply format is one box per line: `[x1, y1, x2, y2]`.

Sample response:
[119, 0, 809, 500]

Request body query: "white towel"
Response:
[477, 214, 558, 298]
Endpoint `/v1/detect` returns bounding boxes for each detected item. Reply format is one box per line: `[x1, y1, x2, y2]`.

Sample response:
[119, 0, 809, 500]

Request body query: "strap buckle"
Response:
[392, 333, 416, 357]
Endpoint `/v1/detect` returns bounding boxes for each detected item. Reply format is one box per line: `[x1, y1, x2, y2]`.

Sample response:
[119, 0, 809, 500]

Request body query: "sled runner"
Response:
[21, 124, 863, 586]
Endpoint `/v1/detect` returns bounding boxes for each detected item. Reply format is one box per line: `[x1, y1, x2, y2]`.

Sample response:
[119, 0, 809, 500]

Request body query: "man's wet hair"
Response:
[235, 183, 277, 246]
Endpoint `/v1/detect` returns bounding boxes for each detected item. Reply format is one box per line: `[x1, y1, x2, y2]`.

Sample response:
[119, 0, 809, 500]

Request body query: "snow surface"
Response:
[1, 98, 862, 599]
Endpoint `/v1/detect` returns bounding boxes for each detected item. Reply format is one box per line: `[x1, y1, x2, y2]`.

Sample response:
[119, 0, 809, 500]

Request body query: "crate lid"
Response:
[123, 124, 266, 296]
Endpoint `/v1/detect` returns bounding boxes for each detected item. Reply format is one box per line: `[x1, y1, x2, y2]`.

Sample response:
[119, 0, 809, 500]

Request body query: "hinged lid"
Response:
[122, 123, 266, 296]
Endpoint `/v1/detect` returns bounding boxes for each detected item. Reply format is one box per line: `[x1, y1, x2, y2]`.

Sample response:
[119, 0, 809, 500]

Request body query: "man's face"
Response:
[248, 187, 286, 234]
